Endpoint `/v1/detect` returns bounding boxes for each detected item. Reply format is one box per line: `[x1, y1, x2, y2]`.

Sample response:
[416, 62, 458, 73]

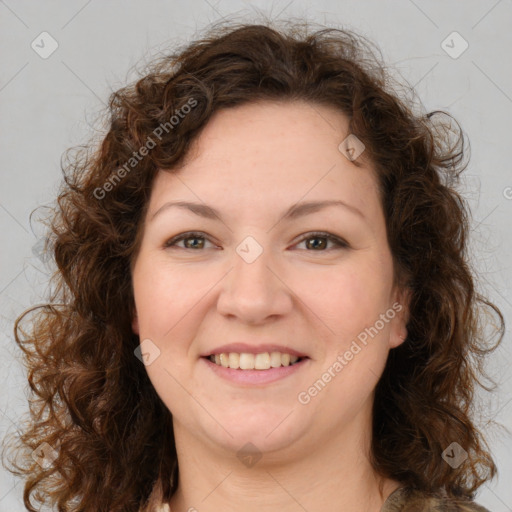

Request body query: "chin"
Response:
[205, 410, 304, 454]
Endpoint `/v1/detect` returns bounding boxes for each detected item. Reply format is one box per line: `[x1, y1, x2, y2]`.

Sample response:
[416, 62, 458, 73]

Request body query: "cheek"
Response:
[308, 263, 394, 402]
[144, 362, 188, 418]
[294, 258, 392, 340]
[133, 258, 201, 333]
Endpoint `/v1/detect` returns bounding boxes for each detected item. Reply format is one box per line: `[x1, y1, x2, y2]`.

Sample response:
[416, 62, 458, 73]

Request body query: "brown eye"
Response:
[296, 232, 349, 251]
[164, 232, 213, 250]
[182, 236, 205, 249]
[163, 231, 348, 252]
[305, 236, 328, 250]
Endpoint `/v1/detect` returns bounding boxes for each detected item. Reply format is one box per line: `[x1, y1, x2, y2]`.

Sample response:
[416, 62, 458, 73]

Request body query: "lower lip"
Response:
[201, 357, 309, 385]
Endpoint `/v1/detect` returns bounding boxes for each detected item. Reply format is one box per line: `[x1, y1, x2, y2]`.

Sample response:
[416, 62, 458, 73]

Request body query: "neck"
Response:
[167, 410, 401, 512]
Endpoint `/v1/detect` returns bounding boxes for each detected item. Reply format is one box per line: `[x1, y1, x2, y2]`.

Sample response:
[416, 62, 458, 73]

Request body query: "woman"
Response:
[4, 19, 504, 512]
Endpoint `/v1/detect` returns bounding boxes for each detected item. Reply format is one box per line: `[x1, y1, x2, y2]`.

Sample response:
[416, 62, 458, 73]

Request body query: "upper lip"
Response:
[201, 343, 308, 358]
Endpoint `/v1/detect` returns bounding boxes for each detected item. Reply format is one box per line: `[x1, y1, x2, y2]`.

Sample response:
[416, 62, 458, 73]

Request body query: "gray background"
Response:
[1, 1, 511, 510]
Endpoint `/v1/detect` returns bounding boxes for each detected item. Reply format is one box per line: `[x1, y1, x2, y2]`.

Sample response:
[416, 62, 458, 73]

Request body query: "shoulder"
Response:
[382, 486, 492, 512]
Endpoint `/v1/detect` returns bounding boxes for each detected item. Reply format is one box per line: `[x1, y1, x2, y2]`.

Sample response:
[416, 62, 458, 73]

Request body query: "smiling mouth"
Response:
[206, 352, 307, 370]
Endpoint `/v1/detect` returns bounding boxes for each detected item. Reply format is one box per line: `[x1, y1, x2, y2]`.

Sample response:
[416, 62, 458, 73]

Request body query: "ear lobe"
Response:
[131, 312, 139, 335]
[389, 287, 411, 349]
[391, 331, 408, 349]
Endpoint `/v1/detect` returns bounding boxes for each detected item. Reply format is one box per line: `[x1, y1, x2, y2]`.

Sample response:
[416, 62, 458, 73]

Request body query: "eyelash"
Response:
[163, 231, 349, 251]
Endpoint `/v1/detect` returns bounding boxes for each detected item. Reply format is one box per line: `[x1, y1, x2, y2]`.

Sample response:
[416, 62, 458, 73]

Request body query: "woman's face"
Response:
[131, 100, 408, 457]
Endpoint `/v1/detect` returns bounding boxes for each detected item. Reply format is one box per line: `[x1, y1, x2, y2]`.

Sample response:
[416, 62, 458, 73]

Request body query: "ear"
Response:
[388, 286, 411, 349]
[131, 309, 139, 336]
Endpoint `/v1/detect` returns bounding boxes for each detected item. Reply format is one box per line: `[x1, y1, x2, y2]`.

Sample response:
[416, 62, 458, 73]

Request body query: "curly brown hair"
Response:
[3, 18, 504, 512]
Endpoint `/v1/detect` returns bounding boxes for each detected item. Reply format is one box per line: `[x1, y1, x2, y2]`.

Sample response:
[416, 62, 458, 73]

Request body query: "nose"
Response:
[216, 239, 293, 325]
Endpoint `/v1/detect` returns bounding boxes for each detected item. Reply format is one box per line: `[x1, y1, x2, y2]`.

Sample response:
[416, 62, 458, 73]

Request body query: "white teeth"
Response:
[208, 352, 301, 370]
[270, 351, 282, 367]
[228, 353, 240, 369]
[239, 353, 254, 370]
[254, 353, 270, 369]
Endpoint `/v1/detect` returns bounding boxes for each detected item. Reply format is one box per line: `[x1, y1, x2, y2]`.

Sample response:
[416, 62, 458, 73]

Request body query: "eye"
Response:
[163, 232, 216, 250]
[294, 232, 349, 251]
[163, 231, 349, 251]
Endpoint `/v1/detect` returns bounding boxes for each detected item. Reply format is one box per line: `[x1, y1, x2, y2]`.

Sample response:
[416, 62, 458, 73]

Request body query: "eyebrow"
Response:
[150, 199, 366, 224]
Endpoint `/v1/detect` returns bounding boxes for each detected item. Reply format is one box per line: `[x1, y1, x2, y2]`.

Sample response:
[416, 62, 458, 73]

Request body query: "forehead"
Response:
[150, 100, 381, 221]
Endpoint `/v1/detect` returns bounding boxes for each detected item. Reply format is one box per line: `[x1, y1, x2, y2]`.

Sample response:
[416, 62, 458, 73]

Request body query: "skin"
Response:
[131, 100, 410, 512]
